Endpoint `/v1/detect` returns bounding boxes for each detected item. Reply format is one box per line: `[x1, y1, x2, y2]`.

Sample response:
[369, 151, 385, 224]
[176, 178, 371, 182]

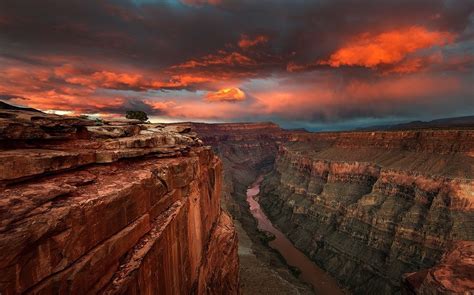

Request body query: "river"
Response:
[246, 176, 344, 295]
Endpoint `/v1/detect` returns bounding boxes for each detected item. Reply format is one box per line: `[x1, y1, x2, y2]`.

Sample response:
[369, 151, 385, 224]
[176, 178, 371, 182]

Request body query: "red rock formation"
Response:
[190, 122, 473, 294]
[0, 110, 239, 294]
[402, 241, 474, 294]
[260, 139, 474, 294]
[191, 122, 317, 294]
[291, 130, 474, 155]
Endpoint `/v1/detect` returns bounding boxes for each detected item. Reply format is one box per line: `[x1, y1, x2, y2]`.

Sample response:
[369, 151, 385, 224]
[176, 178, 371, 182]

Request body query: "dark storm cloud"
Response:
[1, 0, 472, 72]
[0, 93, 29, 101]
[88, 98, 166, 116]
[0, 0, 473, 127]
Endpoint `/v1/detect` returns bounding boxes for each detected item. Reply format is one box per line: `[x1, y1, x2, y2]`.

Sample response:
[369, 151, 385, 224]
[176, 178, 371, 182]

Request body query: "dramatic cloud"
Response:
[238, 35, 269, 49]
[319, 26, 455, 73]
[205, 87, 246, 102]
[0, 0, 472, 129]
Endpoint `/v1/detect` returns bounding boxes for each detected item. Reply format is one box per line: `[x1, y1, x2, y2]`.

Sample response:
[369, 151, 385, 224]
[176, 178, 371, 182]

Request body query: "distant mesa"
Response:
[359, 115, 474, 131]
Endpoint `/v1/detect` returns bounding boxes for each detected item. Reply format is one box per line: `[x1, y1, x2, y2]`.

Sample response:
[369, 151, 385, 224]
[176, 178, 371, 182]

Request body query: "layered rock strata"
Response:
[191, 122, 315, 294]
[259, 140, 474, 294]
[192, 122, 474, 294]
[0, 110, 239, 294]
[402, 241, 474, 294]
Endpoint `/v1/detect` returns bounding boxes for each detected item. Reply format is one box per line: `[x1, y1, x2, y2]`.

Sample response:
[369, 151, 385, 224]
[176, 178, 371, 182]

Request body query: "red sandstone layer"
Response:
[0, 110, 239, 294]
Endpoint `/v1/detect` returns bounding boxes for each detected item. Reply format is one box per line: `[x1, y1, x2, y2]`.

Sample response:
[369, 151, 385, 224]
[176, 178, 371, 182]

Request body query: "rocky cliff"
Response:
[0, 110, 239, 294]
[190, 123, 473, 294]
[191, 122, 316, 294]
[189, 122, 283, 214]
[259, 132, 474, 294]
[402, 241, 474, 294]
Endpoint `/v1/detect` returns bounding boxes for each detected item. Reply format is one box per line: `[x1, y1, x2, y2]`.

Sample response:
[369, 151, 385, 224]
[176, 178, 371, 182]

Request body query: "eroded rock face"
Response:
[192, 123, 474, 295]
[259, 141, 474, 294]
[402, 241, 474, 294]
[0, 110, 239, 294]
[191, 122, 316, 294]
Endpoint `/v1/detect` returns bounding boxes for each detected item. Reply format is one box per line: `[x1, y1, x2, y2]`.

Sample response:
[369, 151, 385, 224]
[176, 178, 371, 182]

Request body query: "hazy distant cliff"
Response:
[0, 110, 239, 294]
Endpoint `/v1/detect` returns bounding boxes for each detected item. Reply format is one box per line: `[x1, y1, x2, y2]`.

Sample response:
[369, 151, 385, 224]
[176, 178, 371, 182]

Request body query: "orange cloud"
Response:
[144, 100, 176, 111]
[249, 74, 463, 121]
[238, 34, 269, 49]
[174, 51, 255, 69]
[320, 26, 455, 69]
[205, 87, 246, 102]
[66, 71, 144, 89]
[53, 64, 219, 91]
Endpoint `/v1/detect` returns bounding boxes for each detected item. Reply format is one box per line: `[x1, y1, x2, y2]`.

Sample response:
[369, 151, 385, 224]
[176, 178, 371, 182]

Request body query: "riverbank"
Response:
[220, 168, 315, 294]
[246, 176, 345, 295]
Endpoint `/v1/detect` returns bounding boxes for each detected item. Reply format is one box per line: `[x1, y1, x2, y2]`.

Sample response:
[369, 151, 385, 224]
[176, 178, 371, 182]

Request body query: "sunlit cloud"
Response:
[319, 26, 455, 71]
[238, 34, 269, 49]
[205, 87, 246, 102]
[173, 51, 256, 69]
[0, 0, 473, 130]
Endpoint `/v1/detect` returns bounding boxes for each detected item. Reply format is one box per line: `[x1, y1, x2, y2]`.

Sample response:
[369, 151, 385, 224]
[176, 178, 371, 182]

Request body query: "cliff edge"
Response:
[0, 109, 239, 294]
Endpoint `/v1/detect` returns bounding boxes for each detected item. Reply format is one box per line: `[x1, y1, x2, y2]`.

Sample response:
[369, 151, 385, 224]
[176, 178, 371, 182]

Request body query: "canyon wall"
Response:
[191, 122, 316, 294]
[0, 110, 239, 294]
[260, 133, 474, 294]
[190, 122, 283, 215]
[192, 123, 473, 294]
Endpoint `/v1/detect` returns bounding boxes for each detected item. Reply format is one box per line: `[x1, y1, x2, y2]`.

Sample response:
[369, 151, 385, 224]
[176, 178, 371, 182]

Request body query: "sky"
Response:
[0, 0, 473, 130]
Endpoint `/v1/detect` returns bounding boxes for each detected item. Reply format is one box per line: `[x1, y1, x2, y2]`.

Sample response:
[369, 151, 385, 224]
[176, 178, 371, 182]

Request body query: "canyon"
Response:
[0, 107, 472, 295]
[192, 122, 474, 294]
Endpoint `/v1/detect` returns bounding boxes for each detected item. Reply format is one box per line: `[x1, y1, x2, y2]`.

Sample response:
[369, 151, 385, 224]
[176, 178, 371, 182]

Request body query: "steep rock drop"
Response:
[0, 110, 472, 295]
[192, 122, 319, 294]
[191, 123, 474, 295]
[258, 139, 474, 294]
[0, 109, 239, 294]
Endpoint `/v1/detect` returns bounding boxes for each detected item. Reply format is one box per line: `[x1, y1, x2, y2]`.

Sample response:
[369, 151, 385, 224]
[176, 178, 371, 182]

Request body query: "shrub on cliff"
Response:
[125, 110, 149, 122]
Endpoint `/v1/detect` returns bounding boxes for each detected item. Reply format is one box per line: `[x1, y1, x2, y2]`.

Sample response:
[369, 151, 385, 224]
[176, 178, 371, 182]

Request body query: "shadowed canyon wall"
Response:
[0, 110, 239, 294]
[192, 123, 474, 294]
[191, 122, 317, 294]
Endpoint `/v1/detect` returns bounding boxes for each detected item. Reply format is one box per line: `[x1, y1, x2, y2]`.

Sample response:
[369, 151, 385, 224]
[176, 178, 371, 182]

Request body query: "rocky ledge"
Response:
[403, 241, 474, 294]
[0, 109, 239, 294]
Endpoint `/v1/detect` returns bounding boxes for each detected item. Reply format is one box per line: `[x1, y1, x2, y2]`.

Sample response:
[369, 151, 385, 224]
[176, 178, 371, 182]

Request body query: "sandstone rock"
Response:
[164, 124, 192, 134]
[102, 118, 142, 125]
[0, 113, 202, 183]
[0, 112, 239, 294]
[402, 241, 474, 294]
[193, 122, 474, 294]
[0, 109, 96, 140]
[258, 141, 474, 294]
[86, 125, 141, 138]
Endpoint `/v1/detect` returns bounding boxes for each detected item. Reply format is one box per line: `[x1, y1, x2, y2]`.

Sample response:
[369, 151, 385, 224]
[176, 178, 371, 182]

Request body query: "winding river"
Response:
[246, 176, 344, 295]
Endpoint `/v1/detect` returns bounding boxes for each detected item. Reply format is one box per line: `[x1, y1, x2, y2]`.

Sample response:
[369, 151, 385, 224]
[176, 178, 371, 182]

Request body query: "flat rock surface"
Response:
[0, 109, 202, 182]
